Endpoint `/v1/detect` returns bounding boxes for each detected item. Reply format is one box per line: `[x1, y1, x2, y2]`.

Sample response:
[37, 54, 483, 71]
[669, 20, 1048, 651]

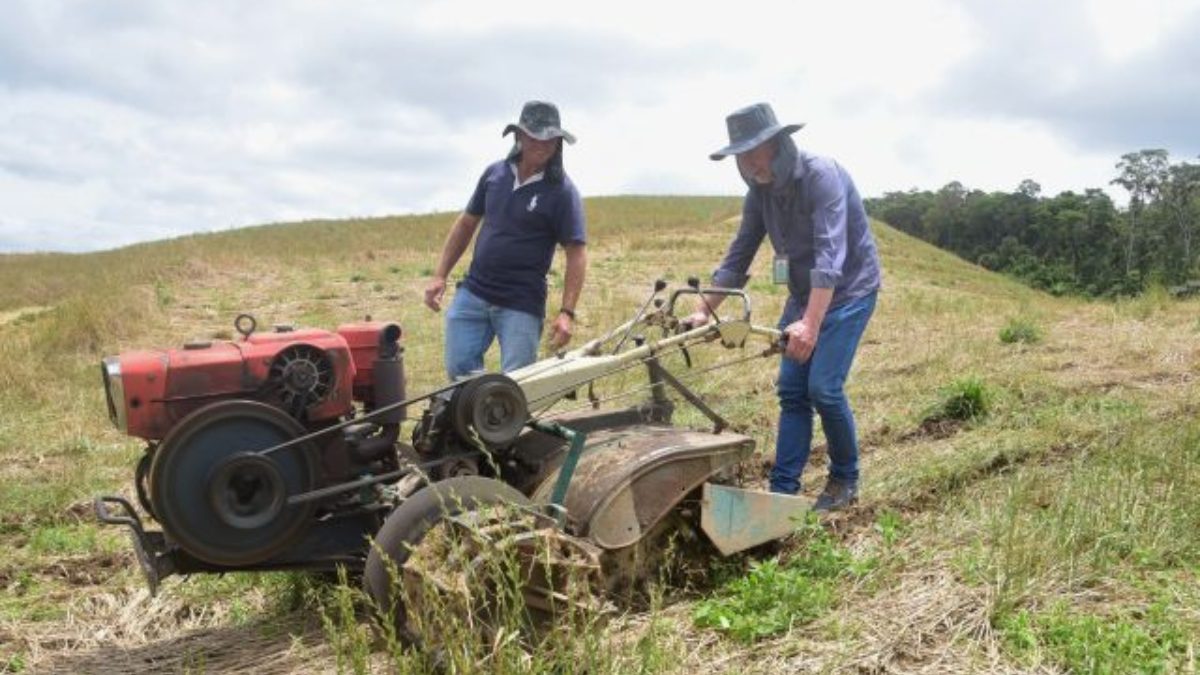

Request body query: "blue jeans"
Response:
[770, 291, 877, 494]
[444, 286, 543, 380]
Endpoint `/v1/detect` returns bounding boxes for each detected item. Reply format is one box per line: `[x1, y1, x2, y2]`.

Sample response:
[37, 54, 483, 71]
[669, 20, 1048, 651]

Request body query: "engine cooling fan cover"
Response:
[266, 343, 335, 418]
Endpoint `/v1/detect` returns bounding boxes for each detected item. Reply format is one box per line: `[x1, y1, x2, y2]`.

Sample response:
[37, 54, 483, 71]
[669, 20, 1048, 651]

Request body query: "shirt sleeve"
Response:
[464, 165, 492, 217]
[555, 184, 587, 245]
[712, 193, 766, 288]
[808, 160, 848, 289]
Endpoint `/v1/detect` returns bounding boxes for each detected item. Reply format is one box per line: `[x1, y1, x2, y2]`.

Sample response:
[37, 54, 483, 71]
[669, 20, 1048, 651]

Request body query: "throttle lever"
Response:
[687, 276, 722, 325]
[612, 279, 668, 354]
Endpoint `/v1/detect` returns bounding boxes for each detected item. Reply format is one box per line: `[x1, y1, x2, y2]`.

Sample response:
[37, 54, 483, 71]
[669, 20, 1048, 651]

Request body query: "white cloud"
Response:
[1, 0, 1198, 252]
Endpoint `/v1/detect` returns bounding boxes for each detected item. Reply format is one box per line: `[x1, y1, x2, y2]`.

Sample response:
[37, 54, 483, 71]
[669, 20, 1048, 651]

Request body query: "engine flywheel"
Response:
[149, 400, 316, 566]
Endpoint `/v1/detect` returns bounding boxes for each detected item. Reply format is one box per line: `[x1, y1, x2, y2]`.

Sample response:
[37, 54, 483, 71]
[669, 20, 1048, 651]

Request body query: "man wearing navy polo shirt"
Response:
[424, 101, 588, 380]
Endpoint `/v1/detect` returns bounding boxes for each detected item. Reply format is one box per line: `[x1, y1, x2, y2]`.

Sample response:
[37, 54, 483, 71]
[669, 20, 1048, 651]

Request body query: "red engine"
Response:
[103, 319, 402, 440]
[98, 315, 408, 571]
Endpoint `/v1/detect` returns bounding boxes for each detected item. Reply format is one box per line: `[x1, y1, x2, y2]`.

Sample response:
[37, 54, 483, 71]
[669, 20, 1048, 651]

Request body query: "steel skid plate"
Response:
[531, 424, 754, 549]
[699, 483, 812, 555]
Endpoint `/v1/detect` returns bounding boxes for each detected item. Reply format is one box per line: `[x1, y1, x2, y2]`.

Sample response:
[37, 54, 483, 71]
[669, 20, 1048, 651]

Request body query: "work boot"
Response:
[812, 477, 858, 512]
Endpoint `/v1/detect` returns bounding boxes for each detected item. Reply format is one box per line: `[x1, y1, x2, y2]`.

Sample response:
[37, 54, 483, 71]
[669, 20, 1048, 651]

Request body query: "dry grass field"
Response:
[1, 196, 1197, 673]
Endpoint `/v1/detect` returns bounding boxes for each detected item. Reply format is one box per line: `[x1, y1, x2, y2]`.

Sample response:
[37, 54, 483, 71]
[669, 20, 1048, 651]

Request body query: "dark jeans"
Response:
[770, 290, 877, 494]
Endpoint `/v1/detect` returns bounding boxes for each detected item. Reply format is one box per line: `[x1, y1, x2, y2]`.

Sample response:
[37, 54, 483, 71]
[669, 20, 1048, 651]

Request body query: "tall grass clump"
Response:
[999, 602, 1191, 673]
[1115, 282, 1173, 320]
[982, 421, 1200, 606]
[315, 567, 376, 675]
[998, 316, 1042, 344]
[37, 288, 158, 357]
[962, 419, 1200, 669]
[922, 376, 992, 425]
[0, 281, 157, 414]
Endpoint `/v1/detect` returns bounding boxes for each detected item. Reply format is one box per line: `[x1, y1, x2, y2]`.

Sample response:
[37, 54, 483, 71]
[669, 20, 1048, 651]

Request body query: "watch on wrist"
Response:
[559, 307, 576, 320]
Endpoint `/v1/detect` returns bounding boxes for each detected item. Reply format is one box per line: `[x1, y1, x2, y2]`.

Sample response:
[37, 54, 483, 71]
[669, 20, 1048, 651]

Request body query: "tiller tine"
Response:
[402, 507, 605, 625]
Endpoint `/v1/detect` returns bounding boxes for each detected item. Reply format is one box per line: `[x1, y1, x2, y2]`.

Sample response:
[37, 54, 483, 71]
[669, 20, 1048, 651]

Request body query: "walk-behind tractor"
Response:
[95, 280, 815, 634]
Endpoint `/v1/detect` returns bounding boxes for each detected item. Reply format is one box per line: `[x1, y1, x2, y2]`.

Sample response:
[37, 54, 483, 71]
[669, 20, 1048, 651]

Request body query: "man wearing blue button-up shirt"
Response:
[692, 103, 881, 511]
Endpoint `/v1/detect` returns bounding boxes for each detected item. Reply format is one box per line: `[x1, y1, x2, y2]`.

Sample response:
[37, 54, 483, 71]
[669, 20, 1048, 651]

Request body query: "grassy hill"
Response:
[2, 196, 1197, 673]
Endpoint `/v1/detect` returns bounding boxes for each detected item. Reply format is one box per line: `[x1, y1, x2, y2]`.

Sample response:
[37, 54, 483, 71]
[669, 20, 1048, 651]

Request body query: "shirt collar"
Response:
[508, 161, 545, 191]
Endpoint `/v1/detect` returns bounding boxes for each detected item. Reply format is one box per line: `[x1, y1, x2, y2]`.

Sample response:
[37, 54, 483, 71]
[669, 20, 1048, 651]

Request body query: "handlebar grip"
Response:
[666, 286, 753, 322]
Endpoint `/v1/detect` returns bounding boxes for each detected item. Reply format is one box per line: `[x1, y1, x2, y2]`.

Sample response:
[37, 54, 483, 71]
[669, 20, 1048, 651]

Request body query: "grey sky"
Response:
[935, 0, 1200, 152]
[1, 0, 1197, 253]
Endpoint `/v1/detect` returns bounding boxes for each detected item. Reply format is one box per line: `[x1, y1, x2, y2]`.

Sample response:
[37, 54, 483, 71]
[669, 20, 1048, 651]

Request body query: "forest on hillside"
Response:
[866, 149, 1200, 297]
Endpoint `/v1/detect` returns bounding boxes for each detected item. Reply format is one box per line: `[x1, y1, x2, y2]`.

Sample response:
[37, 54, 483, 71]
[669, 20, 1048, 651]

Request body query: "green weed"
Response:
[692, 557, 837, 642]
[874, 509, 906, 547]
[3, 652, 26, 673]
[998, 316, 1042, 344]
[923, 376, 991, 424]
[692, 517, 866, 643]
[999, 603, 1191, 673]
[154, 280, 174, 308]
[944, 415, 1200, 671]
[27, 525, 97, 555]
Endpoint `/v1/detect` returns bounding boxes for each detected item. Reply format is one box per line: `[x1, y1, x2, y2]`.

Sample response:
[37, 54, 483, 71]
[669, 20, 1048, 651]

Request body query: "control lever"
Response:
[612, 279, 668, 354]
[687, 276, 722, 325]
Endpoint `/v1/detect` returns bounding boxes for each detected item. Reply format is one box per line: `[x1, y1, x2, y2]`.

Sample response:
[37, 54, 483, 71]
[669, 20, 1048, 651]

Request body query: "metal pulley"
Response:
[449, 373, 528, 448]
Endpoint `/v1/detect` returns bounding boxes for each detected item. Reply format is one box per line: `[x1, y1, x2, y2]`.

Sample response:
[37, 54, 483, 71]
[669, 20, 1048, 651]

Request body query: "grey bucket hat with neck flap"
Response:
[503, 100, 577, 144]
[710, 102, 804, 160]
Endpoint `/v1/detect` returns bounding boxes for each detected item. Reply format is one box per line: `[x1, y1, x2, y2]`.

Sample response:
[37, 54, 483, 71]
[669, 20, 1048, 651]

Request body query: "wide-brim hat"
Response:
[710, 102, 803, 160]
[502, 100, 576, 144]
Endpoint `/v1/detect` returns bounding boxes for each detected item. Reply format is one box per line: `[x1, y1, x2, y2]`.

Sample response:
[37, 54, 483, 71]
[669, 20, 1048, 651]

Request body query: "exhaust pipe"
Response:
[371, 323, 406, 424]
[350, 324, 405, 462]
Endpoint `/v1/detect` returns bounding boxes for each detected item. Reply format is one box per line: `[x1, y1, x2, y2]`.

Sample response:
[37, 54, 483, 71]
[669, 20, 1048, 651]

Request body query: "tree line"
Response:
[865, 149, 1200, 297]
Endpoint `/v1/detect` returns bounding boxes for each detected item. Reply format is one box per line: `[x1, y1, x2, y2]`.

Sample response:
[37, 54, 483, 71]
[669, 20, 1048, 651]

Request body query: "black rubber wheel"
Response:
[364, 476, 531, 641]
[149, 400, 316, 567]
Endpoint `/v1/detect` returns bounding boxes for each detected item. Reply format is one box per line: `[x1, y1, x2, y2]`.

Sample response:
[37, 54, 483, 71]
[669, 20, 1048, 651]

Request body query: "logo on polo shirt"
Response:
[527, 195, 539, 212]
